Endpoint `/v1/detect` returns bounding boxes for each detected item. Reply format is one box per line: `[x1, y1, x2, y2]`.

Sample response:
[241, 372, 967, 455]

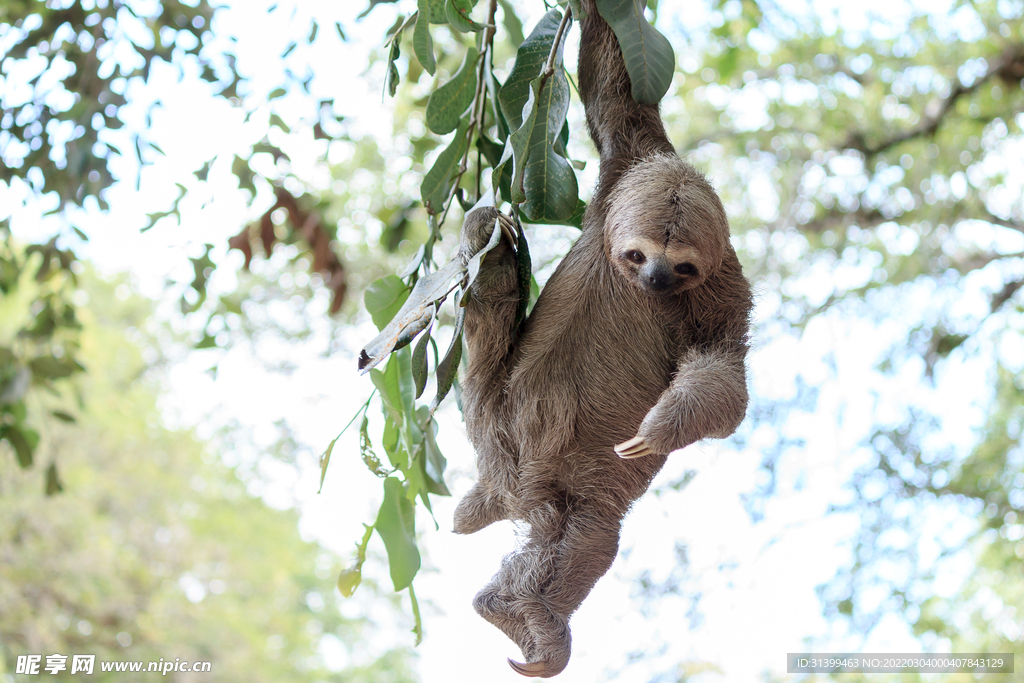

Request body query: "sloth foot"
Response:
[460, 208, 517, 256]
[472, 586, 535, 657]
[503, 603, 571, 678]
[614, 435, 654, 459]
[453, 484, 506, 534]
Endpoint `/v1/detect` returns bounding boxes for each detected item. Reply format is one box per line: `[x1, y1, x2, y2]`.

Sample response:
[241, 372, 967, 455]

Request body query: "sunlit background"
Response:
[2, 0, 1023, 681]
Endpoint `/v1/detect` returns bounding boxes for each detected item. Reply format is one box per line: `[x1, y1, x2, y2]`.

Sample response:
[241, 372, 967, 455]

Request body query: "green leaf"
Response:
[393, 346, 416, 418]
[412, 326, 432, 399]
[268, 87, 287, 100]
[338, 523, 375, 597]
[523, 197, 587, 228]
[480, 135, 513, 200]
[420, 117, 470, 214]
[413, 1, 437, 75]
[364, 275, 410, 331]
[409, 582, 424, 645]
[418, 408, 451, 495]
[371, 354, 405, 427]
[51, 410, 76, 423]
[380, 415, 404, 468]
[426, 47, 479, 135]
[445, 0, 484, 32]
[497, 0, 525, 47]
[337, 567, 362, 597]
[477, 133, 505, 167]
[498, 10, 564, 132]
[28, 356, 84, 380]
[594, 0, 676, 104]
[386, 35, 402, 98]
[1, 425, 38, 469]
[425, 0, 448, 22]
[499, 9, 579, 221]
[45, 462, 63, 496]
[317, 435, 337, 493]
[509, 71, 579, 222]
[484, 66, 509, 141]
[404, 446, 430, 509]
[375, 477, 421, 591]
[392, 308, 433, 353]
[359, 257, 466, 372]
[372, 348, 418, 471]
[430, 306, 465, 412]
[359, 416, 389, 476]
[490, 140, 515, 203]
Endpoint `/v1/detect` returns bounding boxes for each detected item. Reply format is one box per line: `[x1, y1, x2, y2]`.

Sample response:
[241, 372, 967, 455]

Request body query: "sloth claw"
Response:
[508, 658, 550, 678]
[614, 435, 652, 458]
[496, 213, 517, 247]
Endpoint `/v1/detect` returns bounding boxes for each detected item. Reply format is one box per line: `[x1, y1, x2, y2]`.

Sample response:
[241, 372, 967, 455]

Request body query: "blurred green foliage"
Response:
[0, 273, 415, 681]
[0, 229, 84, 485]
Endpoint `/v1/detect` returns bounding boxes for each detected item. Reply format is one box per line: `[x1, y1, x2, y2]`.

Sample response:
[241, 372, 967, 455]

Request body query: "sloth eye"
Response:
[674, 262, 697, 276]
[625, 250, 645, 264]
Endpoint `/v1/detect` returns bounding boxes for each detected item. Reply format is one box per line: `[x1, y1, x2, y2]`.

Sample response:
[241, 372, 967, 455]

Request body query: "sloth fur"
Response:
[452, 0, 754, 676]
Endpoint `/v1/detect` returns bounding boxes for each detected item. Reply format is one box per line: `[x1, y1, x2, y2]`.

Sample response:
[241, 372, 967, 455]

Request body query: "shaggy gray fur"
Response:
[453, 0, 753, 676]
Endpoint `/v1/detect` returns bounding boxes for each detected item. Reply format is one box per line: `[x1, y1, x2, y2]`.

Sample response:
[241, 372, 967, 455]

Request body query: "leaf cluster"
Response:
[0, 226, 84, 489]
[0, 0, 233, 214]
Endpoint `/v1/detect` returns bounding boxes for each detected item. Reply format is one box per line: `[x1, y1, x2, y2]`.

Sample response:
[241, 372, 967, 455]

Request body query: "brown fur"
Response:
[452, 1, 753, 676]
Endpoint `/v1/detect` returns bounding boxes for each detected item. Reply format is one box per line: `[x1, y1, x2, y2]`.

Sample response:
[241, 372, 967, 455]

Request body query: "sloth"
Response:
[452, 0, 753, 677]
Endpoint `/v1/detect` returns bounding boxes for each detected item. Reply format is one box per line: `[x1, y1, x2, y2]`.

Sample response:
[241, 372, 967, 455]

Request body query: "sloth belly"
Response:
[505, 260, 679, 500]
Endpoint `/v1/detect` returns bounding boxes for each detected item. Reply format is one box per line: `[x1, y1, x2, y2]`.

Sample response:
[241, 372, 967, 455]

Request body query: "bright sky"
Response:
[3, 0, 1011, 680]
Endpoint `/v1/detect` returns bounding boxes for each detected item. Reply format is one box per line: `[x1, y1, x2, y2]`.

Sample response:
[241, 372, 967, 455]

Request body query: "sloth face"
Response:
[604, 155, 730, 296]
[614, 236, 704, 294]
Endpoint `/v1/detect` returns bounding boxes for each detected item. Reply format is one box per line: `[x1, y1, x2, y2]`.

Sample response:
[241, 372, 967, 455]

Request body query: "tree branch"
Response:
[983, 210, 1024, 235]
[843, 42, 1024, 158]
[799, 206, 887, 234]
[991, 276, 1024, 313]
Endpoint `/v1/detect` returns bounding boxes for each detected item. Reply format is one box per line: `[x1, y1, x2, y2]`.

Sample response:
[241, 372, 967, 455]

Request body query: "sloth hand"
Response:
[614, 435, 654, 459]
[460, 207, 517, 256]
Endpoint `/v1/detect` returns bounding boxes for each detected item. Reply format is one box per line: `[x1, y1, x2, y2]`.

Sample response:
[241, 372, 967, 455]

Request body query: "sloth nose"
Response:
[646, 271, 671, 290]
[641, 260, 673, 291]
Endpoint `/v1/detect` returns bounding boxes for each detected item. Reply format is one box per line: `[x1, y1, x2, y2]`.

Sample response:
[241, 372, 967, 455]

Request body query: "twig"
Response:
[543, 8, 573, 78]
[984, 210, 1024, 235]
[436, 0, 500, 231]
[991, 277, 1024, 312]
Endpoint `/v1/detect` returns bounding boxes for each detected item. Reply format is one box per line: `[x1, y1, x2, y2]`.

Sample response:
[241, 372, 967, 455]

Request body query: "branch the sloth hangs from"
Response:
[452, 0, 755, 677]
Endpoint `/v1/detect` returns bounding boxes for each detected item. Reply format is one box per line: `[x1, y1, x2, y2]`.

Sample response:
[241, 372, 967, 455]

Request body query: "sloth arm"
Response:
[458, 207, 520, 419]
[616, 260, 752, 459]
[577, 0, 676, 203]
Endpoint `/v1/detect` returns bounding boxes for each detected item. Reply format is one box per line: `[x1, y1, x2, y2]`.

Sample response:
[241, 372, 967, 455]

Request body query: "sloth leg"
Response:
[458, 206, 522, 534]
[507, 503, 623, 678]
[453, 481, 508, 534]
